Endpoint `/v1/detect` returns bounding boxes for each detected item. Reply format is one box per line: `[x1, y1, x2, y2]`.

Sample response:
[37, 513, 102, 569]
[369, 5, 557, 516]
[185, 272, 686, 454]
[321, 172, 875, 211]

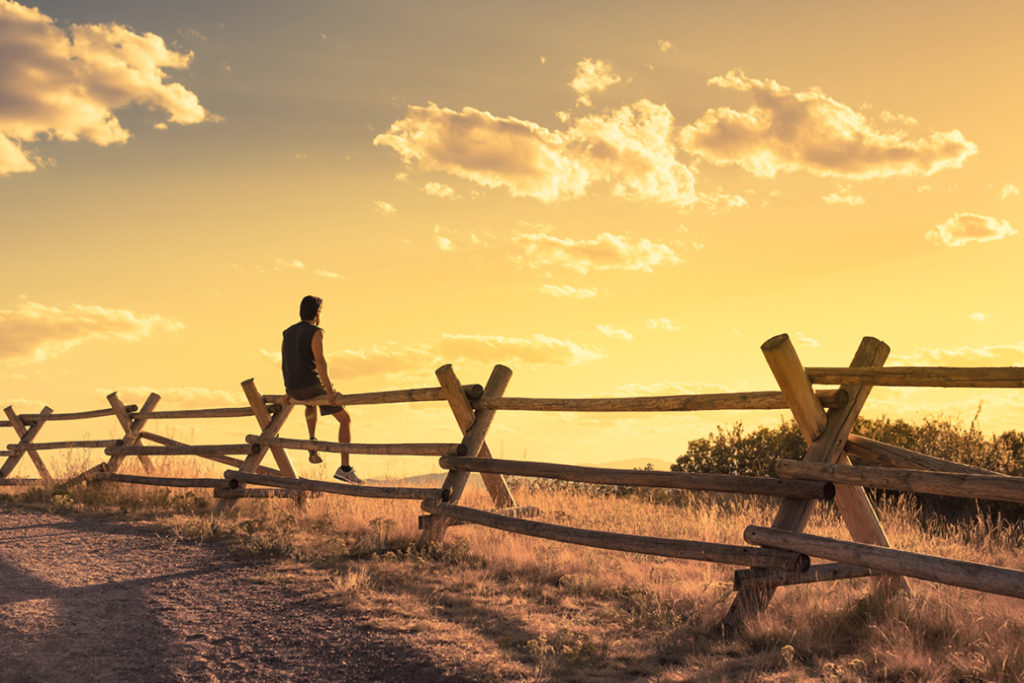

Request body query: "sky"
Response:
[1, 1, 1022, 479]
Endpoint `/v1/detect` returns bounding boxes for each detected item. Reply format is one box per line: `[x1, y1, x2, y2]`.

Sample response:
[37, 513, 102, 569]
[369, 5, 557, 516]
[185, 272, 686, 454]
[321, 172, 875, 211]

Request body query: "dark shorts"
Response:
[287, 384, 343, 416]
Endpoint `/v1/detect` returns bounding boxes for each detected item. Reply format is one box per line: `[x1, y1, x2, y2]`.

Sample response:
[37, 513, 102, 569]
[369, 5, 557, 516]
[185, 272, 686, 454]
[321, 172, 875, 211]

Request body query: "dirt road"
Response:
[0, 508, 476, 682]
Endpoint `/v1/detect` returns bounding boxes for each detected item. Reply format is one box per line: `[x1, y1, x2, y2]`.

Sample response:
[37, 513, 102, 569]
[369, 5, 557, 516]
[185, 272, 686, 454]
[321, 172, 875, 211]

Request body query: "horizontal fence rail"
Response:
[0, 405, 138, 427]
[733, 562, 886, 590]
[423, 500, 810, 571]
[775, 460, 1024, 505]
[262, 384, 483, 407]
[845, 434, 1002, 475]
[94, 473, 227, 488]
[246, 435, 464, 457]
[131, 407, 259, 420]
[105, 444, 259, 457]
[439, 456, 835, 500]
[477, 389, 847, 412]
[7, 439, 120, 452]
[225, 470, 440, 500]
[805, 366, 1024, 388]
[745, 526, 1024, 600]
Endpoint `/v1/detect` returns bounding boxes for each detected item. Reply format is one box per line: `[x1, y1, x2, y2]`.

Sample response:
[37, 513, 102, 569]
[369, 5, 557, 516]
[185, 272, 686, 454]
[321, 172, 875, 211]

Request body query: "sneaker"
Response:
[333, 466, 364, 484]
[307, 438, 322, 464]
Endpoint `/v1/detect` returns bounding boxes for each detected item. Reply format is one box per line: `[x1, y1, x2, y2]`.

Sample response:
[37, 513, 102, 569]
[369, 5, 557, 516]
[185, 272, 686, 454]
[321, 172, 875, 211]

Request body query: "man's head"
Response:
[300, 295, 322, 322]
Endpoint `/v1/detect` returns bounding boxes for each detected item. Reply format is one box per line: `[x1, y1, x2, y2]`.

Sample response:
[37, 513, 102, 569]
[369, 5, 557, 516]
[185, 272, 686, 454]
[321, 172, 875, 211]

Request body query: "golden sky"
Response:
[2, 1, 1022, 478]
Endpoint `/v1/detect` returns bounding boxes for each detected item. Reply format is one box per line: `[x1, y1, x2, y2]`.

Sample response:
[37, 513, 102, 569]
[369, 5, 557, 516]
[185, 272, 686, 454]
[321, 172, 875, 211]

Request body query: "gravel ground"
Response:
[0, 508, 477, 682]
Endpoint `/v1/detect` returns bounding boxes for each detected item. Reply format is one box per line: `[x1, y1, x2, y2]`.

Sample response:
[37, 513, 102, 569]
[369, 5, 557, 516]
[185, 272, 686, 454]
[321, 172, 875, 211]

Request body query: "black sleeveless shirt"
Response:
[281, 321, 322, 392]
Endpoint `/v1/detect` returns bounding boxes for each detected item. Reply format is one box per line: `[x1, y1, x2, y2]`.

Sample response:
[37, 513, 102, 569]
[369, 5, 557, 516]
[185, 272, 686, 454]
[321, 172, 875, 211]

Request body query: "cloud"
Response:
[539, 284, 598, 299]
[0, 302, 183, 364]
[423, 181, 457, 199]
[890, 343, 1024, 366]
[437, 333, 603, 366]
[679, 69, 977, 180]
[646, 317, 679, 331]
[822, 190, 865, 206]
[374, 100, 699, 208]
[657, 39, 673, 53]
[272, 258, 339, 278]
[514, 231, 680, 274]
[926, 213, 1016, 247]
[597, 324, 632, 341]
[374, 200, 397, 214]
[1001, 184, 1020, 199]
[969, 312, 987, 322]
[570, 58, 621, 106]
[0, 0, 213, 176]
[793, 332, 820, 348]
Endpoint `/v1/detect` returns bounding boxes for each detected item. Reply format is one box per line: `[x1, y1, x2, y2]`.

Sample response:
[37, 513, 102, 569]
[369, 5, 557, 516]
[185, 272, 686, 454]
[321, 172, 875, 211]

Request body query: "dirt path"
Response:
[0, 508, 477, 682]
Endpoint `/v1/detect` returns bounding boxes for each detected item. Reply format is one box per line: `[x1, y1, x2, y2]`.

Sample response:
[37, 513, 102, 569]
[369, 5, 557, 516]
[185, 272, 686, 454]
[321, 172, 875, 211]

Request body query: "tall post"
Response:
[419, 364, 515, 545]
[724, 335, 909, 630]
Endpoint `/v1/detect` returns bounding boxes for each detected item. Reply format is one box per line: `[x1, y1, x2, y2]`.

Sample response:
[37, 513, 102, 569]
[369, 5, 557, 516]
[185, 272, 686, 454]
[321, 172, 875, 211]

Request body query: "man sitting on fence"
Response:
[281, 295, 362, 484]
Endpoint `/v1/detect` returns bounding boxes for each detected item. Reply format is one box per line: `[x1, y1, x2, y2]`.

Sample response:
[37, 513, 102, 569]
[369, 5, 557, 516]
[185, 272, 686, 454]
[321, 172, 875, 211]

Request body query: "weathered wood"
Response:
[3, 405, 139, 424]
[105, 444, 257, 456]
[245, 435, 463, 456]
[418, 505, 540, 529]
[7, 439, 120, 451]
[93, 473, 226, 488]
[225, 470, 440, 500]
[132, 407, 256, 420]
[746, 525, 1024, 600]
[2, 406, 54, 481]
[440, 456, 835, 499]
[422, 500, 810, 571]
[725, 336, 907, 630]
[58, 462, 108, 489]
[0, 478, 43, 486]
[776, 460, 1024, 505]
[261, 384, 484, 407]
[214, 487, 303, 499]
[419, 365, 516, 544]
[106, 392, 159, 473]
[139, 431, 283, 476]
[734, 562, 886, 590]
[845, 434, 1001, 475]
[240, 379, 297, 479]
[478, 389, 848, 412]
[806, 366, 1024, 388]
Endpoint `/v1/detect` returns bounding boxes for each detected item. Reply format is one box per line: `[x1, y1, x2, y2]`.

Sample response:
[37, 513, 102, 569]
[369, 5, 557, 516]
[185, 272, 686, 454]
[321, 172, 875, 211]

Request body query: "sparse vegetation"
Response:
[3, 412, 1024, 680]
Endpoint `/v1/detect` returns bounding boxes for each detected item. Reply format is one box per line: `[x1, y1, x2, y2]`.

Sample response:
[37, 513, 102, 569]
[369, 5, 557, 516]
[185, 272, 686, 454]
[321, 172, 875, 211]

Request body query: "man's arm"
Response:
[311, 330, 336, 397]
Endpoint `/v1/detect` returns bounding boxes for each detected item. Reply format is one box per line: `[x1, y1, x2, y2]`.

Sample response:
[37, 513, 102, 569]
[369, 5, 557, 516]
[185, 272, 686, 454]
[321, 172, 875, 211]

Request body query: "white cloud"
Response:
[274, 258, 305, 270]
[1000, 183, 1020, 199]
[423, 181, 457, 199]
[822, 191, 865, 206]
[514, 231, 680, 274]
[0, 302, 183, 364]
[597, 324, 632, 341]
[890, 343, 1024, 366]
[314, 269, 341, 279]
[0, 0, 214, 176]
[646, 317, 680, 331]
[657, 39, 673, 53]
[969, 312, 987, 322]
[679, 69, 977, 180]
[539, 284, 598, 299]
[926, 213, 1016, 247]
[106, 385, 240, 408]
[793, 332, 820, 348]
[570, 58, 621, 107]
[374, 100, 699, 208]
[437, 333, 603, 366]
[433, 224, 455, 252]
[374, 200, 397, 214]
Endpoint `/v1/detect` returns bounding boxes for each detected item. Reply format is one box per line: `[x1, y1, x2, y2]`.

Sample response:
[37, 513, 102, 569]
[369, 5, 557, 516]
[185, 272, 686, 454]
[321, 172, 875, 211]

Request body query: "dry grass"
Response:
[4, 455, 1024, 681]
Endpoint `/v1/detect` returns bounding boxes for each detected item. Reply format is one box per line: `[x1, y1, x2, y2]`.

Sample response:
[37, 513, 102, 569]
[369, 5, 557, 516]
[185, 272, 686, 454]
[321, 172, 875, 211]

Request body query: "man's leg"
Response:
[332, 409, 362, 483]
[305, 405, 322, 463]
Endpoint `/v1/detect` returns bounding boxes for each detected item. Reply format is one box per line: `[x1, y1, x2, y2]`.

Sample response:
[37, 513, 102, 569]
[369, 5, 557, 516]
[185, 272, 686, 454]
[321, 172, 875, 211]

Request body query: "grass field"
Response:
[4, 452, 1024, 681]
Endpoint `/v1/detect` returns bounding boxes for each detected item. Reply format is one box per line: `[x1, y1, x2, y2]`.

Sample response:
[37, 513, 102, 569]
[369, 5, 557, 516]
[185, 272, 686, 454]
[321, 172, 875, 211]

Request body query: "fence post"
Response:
[105, 393, 160, 474]
[107, 393, 155, 473]
[419, 364, 515, 545]
[2, 406, 53, 481]
[724, 335, 909, 630]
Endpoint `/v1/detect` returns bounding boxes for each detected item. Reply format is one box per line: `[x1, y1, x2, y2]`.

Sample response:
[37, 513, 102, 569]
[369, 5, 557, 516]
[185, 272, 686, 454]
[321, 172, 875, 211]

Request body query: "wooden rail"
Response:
[805, 367, 1024, 388]
[733, 562, 886, 589]
[845, 434, 1001, 475]
[746, 526, 1024, 599]
[7, 439, 120, 451]
[0, 405, 138, 427]
[423, 500, 810, 571]
[478, 389, 847, 412]
[93, 473, 226, 488]
[105, 444, 258, 457]
[262, 384, 484, 407]
[245, 436, 464, 456]
[225, 470, 440, 500]
[440, 456, 835, 499]
[775, 460, 1024, 505]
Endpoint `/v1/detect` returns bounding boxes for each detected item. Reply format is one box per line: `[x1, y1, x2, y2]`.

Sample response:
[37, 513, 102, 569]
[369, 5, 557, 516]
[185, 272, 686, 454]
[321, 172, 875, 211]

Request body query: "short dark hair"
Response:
[299, 295, 322, 321]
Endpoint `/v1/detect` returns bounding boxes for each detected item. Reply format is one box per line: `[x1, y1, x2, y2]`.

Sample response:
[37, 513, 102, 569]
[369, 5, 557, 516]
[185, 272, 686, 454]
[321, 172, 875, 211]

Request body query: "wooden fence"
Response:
[4, 333, 1024, 630]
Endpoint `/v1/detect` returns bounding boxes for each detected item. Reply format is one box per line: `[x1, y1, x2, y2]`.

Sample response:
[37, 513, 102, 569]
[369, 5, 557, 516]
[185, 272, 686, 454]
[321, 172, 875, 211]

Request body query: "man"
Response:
[281, 295, 362, 484]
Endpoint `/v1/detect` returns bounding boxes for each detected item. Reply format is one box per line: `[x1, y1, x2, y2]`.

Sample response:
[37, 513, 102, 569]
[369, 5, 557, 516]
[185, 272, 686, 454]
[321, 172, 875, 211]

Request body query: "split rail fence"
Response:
[4, 333, 1024, 628]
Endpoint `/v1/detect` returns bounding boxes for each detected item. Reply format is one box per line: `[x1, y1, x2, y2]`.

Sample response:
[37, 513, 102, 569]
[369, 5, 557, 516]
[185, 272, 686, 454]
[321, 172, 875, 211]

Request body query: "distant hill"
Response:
[579, 457, 676, 471]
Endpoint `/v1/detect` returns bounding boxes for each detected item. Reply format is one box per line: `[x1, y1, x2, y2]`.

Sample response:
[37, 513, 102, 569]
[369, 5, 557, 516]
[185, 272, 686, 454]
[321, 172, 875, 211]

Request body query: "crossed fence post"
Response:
[724, 335, 911, 629]
[2, 406, 54, 482]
